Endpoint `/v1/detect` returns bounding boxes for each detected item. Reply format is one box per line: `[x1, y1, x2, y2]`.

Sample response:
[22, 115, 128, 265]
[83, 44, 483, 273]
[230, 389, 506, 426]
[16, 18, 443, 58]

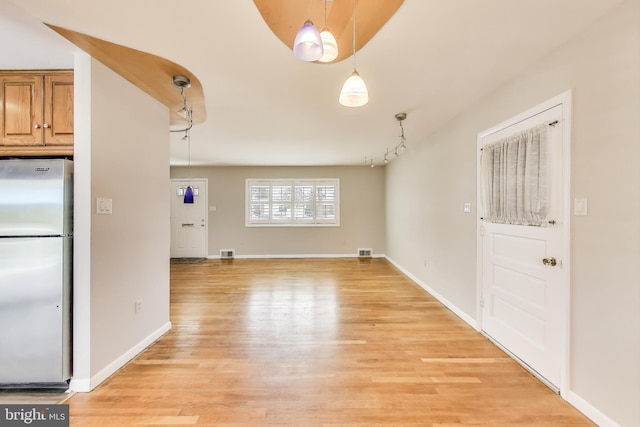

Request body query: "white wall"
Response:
[170, 166, 386, 257]
[385, 1, 640, 426]
[71, 52, 92, 391]
[72, 56, 171, 390]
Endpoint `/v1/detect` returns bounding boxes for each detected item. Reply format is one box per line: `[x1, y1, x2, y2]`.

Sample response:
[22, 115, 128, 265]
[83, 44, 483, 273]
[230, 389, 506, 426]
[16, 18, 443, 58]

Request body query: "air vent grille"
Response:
[220, 249, 235, 259]
[357, 248, 373, 258]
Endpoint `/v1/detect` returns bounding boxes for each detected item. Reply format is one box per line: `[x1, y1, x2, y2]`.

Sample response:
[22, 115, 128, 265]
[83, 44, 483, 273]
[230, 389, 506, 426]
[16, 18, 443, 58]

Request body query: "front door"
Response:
[477, 95, 570, 392]
[170, 179, 207, 258]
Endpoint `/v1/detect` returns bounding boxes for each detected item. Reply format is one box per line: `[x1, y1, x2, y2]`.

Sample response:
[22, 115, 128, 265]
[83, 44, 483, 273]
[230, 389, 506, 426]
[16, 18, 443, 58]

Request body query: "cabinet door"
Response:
[0, 75, 44, 146]
[44, 74, 74, 146]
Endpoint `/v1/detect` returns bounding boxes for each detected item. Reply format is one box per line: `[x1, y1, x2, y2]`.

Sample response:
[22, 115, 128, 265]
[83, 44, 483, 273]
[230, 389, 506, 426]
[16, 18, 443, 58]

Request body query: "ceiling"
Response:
[1, 0, 625, 167]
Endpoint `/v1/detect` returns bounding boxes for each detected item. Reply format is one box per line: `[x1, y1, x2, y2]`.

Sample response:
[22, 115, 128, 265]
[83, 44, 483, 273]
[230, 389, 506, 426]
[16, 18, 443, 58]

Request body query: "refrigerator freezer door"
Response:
[0, 159, 73, 237]
[0, 237, 71, 383]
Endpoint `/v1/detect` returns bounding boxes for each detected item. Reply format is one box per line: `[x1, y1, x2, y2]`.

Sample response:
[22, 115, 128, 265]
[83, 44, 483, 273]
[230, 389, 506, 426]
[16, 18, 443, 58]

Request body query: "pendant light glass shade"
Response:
[318, 29, 338, 62]
[339, 0, 368, 107]
[293, 20, 323, 61]
[339, 70, 369, 107]
[184, 185, 194, 204]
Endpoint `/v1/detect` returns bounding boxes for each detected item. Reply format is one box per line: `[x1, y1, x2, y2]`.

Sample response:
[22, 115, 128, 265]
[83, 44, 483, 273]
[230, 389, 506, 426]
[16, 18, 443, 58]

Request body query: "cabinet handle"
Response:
[34, 124, 41, 129]
[43, 123, 50, 129]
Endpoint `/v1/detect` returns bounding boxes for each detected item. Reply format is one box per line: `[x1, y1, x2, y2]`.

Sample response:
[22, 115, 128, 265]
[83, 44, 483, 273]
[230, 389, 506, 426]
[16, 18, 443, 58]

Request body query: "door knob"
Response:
[542, 257, 557, 266]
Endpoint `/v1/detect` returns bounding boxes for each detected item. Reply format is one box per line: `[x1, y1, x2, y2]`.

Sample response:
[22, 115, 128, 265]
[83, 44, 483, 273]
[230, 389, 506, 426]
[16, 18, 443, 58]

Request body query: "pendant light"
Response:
[318, 0, 338, 63]
[170, 75, 195, 204]
[184, 185, 194, 204]
[339, 0, 368, 107]
[293, 0, 323, 62]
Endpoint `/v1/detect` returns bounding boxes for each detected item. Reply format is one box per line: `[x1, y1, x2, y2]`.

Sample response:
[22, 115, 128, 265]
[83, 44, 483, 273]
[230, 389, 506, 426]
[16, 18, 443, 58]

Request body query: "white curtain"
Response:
[481, 123, 549, 226]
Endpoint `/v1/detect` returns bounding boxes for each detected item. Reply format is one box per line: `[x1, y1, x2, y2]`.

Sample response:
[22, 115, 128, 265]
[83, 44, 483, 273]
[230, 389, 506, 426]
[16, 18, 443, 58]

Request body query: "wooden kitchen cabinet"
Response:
[0, 70, 74, 156]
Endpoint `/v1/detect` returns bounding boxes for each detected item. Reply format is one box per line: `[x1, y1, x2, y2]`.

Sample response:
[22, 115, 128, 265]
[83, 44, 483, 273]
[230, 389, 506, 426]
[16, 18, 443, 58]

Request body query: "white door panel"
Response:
[170, 179, 207, 258]
[478, 98, 569, 391]
[482, 223, 563, 386]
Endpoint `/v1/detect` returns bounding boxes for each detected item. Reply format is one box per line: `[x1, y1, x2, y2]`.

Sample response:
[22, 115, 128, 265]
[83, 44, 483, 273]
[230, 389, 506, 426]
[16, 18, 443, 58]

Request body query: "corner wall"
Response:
[72, 56, 171, 390]
[385, 1, 640, 425]
[170, 166, 386, 257]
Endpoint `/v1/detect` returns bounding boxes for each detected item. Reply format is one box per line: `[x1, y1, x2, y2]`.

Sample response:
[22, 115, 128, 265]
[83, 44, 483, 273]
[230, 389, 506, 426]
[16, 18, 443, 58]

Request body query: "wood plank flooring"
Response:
[67, 258, 594, 426]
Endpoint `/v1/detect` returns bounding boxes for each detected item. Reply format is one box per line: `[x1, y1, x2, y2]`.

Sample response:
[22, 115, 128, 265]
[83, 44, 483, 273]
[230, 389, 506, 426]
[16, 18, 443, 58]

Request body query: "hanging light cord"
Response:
[352, 0, 357, 69]
[323, 0, 328, 29]
[187, 127, 191, 177]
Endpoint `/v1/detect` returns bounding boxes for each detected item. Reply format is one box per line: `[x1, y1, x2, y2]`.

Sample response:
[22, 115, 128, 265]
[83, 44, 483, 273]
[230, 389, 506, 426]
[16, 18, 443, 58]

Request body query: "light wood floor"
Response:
[67, 258, 594, 426]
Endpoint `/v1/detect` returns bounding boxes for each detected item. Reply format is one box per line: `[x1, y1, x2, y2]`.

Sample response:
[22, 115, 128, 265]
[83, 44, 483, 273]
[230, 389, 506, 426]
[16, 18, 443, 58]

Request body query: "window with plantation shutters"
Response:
[246, 179, 340, 226]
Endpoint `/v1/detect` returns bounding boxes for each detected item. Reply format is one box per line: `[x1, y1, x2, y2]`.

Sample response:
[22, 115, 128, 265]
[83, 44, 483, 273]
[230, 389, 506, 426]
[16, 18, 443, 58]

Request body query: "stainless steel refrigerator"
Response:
[0, 158, 72, 385]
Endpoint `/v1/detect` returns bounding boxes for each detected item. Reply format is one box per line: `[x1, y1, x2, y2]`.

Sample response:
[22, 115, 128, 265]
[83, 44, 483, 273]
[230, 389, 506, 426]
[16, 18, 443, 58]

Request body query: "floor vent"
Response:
[357, 248, 373, 258]
[220, 249, 235, 259]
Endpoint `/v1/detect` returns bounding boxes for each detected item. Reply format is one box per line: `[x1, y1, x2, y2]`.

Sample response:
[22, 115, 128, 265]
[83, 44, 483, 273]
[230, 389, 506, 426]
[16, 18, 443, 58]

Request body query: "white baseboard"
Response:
[68, 377, 90, 393]
[567, 391, 621, 427]
[208, 253, 386, 259]
[70, 321, 172, 393]
[385, 256, 477, 329]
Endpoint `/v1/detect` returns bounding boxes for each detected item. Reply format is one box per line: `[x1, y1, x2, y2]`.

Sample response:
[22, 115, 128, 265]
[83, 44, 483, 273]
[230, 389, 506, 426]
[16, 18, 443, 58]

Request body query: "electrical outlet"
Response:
[135, 299, 143, 314]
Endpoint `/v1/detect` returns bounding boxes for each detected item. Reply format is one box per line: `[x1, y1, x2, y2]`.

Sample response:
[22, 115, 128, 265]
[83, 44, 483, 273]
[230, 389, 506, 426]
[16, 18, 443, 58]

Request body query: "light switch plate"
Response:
[97, 198, 113, 215]
[463, 202, 472, 213]
[574, 197, 588, 216]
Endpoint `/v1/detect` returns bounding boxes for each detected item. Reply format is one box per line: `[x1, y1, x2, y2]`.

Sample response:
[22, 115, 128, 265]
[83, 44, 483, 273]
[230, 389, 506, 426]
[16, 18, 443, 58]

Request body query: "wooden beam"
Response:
[47, 25, 206, 126]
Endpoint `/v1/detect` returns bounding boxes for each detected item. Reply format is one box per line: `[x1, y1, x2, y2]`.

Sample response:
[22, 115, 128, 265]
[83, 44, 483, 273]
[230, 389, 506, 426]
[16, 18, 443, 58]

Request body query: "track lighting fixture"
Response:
[364, 113, 409, 167]
[170, 75, 193, 138]
[397, 112, 407, 152]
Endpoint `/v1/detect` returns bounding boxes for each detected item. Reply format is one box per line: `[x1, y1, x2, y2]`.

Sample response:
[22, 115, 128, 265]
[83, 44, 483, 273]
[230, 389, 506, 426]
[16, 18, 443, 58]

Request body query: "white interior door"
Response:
[170, 179, 207, 258]
[477, 98, 569, 391]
